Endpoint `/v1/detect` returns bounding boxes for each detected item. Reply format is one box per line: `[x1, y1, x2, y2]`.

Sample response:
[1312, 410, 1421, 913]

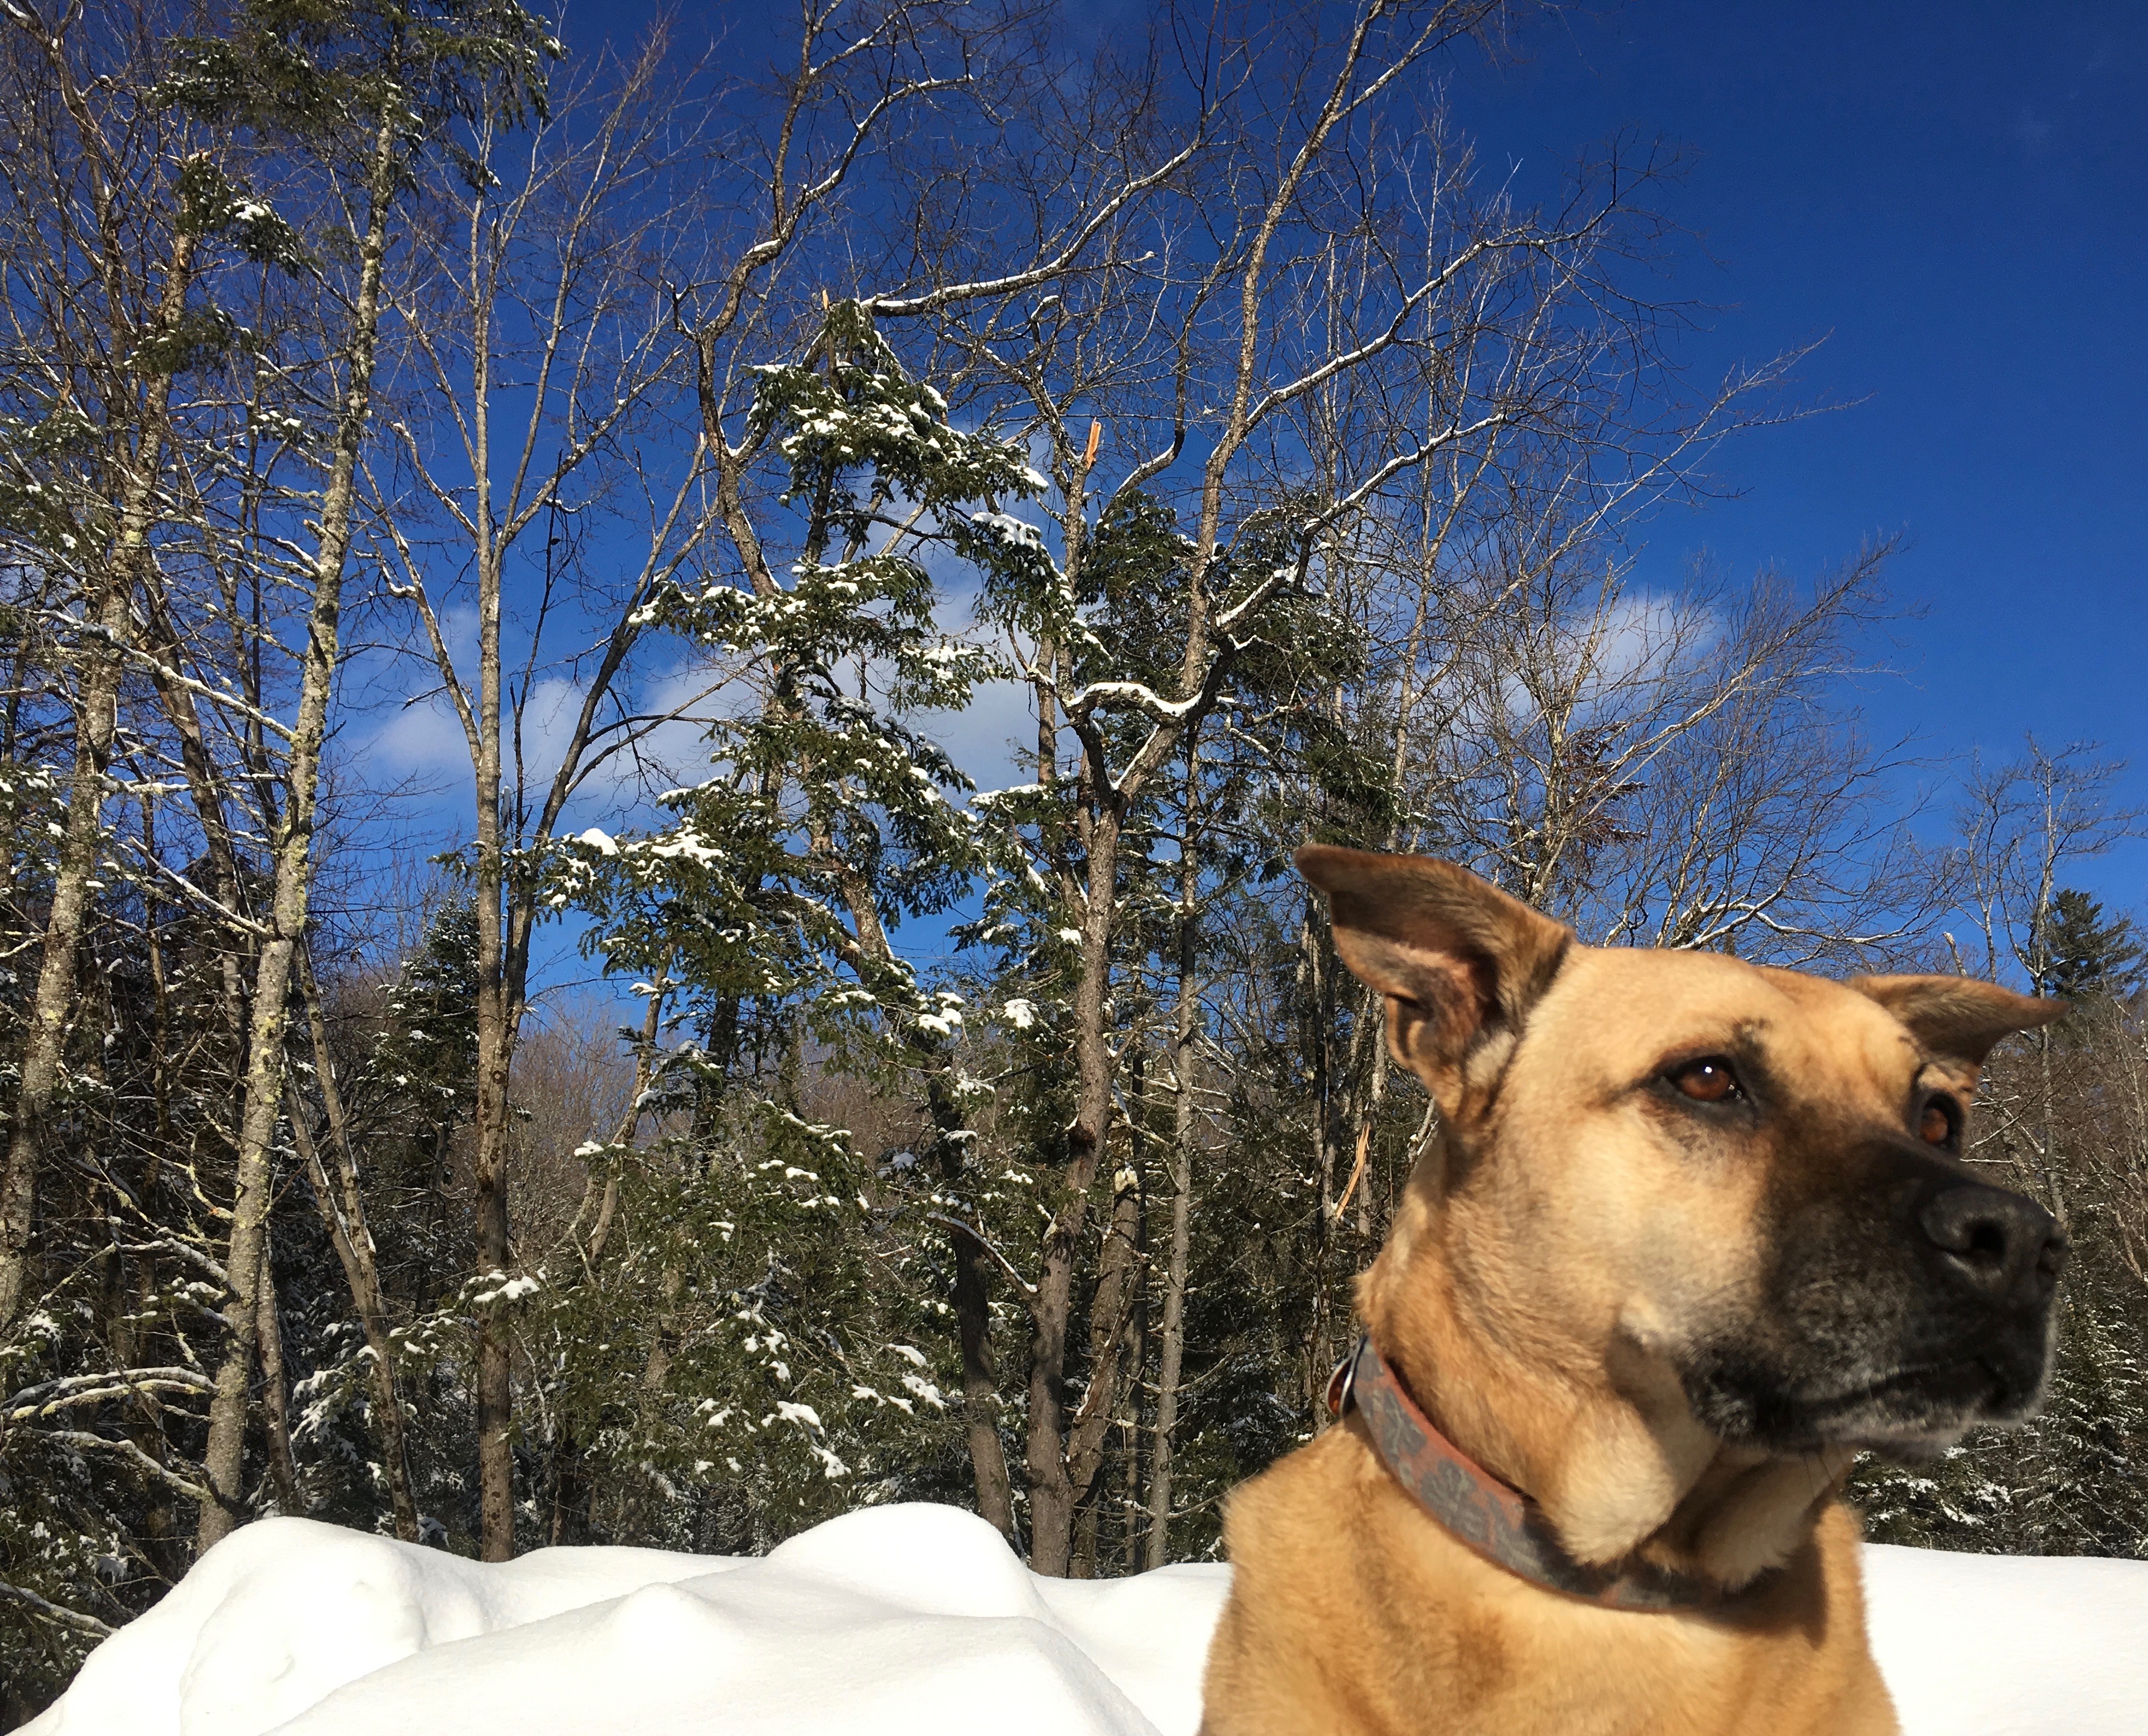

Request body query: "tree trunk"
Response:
[196, 119, 395, 1555]
[1068, 1163, 1142, 1578]
[257, 1254, 301, 1513]
[1301, 898, 1348, 1384]
[467, 180, 523, 1562]
[904, 1001, 1015, 1541]
[471, 972, 518, 1561]
[132, 897, 182, 1576]
[0, 229, 195, 1331]
[880, 942, 1016, 1540]
[614, 1264, 686, 1541]
[1119, 1370, 1143, 1573]
[288, 953, 421, 1542]
[1147, 784, 1200, 1568]
[1027, 803, 1127, 1576]
[821, 853, 1018, 1543]
[549, 1433, 593, 1546]
[952, 1219, 1016, 1540]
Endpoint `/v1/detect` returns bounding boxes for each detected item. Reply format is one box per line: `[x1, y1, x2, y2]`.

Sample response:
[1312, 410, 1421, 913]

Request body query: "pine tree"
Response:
[537, 297, 1038, 1549]
[2039, 888, 2147, 1003]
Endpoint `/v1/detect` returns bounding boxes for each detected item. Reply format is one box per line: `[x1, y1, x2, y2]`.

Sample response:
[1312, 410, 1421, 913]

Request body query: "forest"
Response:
[1, 0, 2143, 1721]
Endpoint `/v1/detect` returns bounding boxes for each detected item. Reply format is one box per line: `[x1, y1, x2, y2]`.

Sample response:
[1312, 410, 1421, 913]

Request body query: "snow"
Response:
[28, 1503, 2148, 1736]
[1861, 1542, 2148, 1733]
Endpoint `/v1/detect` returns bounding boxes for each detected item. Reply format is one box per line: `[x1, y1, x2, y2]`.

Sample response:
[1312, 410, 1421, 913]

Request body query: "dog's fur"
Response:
[1201, 848, 2069, 1736]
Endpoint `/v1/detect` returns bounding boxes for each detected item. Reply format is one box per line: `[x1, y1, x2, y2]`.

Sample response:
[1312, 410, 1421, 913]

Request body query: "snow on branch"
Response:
[0, 1578, 114, 1639]
[924, 1213, 1038, 1301]
[870, 134, 1206, 319]
[1065, 680, 1207, 725]
[33, 1430, 212, 1502]
[4, 1366, 215, 1422]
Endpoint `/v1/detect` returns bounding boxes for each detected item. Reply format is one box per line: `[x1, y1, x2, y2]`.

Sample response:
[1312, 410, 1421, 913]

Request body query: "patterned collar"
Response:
[1327, 1333, 1718, 1613]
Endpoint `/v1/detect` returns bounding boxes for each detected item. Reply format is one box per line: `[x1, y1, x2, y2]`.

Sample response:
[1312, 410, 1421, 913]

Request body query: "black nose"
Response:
[1916, 1182, 2066, 1304]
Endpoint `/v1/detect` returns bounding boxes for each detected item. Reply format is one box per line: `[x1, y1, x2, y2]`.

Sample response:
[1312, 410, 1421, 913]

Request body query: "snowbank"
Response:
[26, 1502, 2148, 1736]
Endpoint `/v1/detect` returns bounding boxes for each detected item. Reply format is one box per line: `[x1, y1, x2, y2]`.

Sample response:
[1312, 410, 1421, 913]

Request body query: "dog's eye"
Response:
[1920, 1097, 1960, 1145]
[1669, 1057, 1741, 1103]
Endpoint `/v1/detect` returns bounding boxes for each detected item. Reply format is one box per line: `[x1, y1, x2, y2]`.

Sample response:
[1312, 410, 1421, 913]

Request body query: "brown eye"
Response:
[1670, 1057, 1740, 1103]
[1920, 1099, 1957, 1145]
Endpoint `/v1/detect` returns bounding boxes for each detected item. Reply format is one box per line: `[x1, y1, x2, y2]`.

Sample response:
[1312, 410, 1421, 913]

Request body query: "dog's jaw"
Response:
[1678, 1340, 2046, 1457]
[1362, 1171, 1869, 1595]
[1536, 1325, 1860, 1590]
[1672, 1448, 1859, 1587]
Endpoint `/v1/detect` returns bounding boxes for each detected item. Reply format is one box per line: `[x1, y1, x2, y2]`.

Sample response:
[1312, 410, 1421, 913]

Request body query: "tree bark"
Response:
[815, 845, 1017, 1542]
[288, 951, 421, 1542]
[196, 115, 396, 1554]
[0, 227, 195, 1331]
[470, 537, 519, 1567]
[929, 1057, 1018, 1542]
[257, 1254, 301, 1513]
[1147, 774, 1200, 1567]
[1068, 1161, 1142, 1578]
[1027, 800, 1127, 1576]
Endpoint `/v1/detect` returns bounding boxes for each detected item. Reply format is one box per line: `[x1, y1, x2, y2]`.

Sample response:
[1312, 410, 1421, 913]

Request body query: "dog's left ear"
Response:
[1848, 975, 2068, 1091]
[1296, 845, 1571, 1115]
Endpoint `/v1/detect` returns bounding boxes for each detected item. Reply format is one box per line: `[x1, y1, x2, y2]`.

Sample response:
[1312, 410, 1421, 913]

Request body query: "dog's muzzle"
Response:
[1686, 1145, 2066, 1452]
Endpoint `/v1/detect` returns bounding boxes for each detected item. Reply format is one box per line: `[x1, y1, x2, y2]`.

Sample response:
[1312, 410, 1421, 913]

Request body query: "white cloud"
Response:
[915, 675, 1038, 798]
[1488, 587, 1722, 732]
[369, 687, 471, 774]
[363, 656, 756, 830]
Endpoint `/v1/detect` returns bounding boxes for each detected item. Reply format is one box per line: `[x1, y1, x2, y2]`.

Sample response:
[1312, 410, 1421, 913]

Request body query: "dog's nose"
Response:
[1916, 1182, 2066, 1304]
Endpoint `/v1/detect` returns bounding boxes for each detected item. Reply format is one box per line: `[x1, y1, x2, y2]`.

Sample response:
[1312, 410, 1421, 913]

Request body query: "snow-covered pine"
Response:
[531, 298, 1050, 1543]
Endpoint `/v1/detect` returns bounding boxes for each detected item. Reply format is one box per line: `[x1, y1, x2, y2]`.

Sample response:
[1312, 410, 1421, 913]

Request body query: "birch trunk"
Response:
[469, 337, 520, 1569]
[195, 117, 396, 1554]
[0, 229, 195, 1331]
[1145, 764, 1199, 1567]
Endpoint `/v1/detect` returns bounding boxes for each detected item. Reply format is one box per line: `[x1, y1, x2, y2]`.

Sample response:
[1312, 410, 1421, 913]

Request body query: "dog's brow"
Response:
[1910, 1058, 1965, 1102]
[1654, 1016, 1771, 1056]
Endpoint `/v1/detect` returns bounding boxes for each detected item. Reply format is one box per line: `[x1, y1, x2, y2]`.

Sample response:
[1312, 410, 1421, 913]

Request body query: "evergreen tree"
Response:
[536, 297, 1037, 1547]
[363, 894, 482, 1170]
[2040, 888, 2147, 1003]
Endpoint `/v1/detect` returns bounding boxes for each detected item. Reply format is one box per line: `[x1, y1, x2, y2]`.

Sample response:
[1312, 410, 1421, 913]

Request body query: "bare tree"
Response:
[193, 103, 400, 1557]
[1427, 543, 1932, 958]
[287, 948, 422, 1541]
[672, 0, 1203, 1549]
[952, 0, 1764, 1573]
[1145, 747, 1202, 1566]
[182, 0, 558, 1554]
[1952, 739, 2145, 1228]
[370, 25, 716, 1561]
[0, 0, 202, 1333]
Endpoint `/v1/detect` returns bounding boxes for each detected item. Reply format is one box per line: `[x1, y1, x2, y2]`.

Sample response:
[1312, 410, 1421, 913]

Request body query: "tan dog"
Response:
[1202, 848, 2068, 1736]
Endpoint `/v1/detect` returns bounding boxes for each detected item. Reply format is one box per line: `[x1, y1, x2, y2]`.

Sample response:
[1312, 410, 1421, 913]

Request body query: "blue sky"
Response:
[375, 0, 2144, 1001]
[1436, 0, 2146, 907]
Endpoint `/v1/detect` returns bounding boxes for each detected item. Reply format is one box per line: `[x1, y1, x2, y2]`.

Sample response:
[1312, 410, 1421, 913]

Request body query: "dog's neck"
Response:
[1358, 1157, 1854, 1592]
[1333, 1333, 1722, 1610]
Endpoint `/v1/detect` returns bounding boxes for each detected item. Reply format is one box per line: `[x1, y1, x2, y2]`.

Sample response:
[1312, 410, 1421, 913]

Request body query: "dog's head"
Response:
[1301, 845, 2067, 1576]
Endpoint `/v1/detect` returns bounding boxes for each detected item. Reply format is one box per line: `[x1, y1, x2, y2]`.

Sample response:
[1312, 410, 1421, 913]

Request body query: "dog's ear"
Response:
[1297, 845, 1571, 1113]
[1848, 975, 2067, 1090]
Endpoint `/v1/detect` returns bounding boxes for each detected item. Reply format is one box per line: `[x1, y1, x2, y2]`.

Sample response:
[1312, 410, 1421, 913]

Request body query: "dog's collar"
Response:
[1328, 1333, 1716, 1613]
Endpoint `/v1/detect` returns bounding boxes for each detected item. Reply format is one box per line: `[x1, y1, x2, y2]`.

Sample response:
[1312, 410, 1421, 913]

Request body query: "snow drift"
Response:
[27, 1502, 2148, 1736]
